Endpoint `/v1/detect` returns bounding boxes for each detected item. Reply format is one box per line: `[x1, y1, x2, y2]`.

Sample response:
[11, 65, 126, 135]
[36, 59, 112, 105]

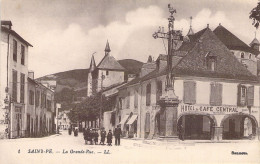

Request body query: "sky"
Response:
[1, 0, 259, 78]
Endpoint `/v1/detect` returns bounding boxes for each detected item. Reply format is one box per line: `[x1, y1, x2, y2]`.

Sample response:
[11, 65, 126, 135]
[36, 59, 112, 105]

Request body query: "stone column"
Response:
[213, 126, 223, 141]
[159, 87, 179, 138]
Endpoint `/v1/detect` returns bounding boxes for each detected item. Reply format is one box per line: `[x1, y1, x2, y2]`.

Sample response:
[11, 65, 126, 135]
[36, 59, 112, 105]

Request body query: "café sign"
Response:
[178, 104, 248, 115]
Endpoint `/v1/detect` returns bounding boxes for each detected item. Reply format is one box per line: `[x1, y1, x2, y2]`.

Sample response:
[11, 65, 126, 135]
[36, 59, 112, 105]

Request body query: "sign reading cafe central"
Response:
[178, 104, 248, 115]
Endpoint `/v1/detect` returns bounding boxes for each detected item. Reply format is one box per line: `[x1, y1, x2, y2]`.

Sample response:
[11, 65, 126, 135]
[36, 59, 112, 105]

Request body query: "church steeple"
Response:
[105, 40, 111, 56]
[89, 54, 96, 72]
[250, 31, 260, 51]
[187, 16, 194, 36]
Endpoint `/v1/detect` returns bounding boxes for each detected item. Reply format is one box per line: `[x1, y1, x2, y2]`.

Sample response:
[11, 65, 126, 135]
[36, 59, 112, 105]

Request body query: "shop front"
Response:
[177, 104, 259, 140]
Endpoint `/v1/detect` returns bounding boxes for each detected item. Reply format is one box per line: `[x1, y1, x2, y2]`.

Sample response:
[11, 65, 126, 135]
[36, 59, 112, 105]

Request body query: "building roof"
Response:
[1, 26, 33, 47]
[105, 40, 111, 53]
[120, 27, 259, 90]
[213, 25, 259, 55]
[89, 55, 96, 72]
[250, 38, 260, 46]
[173, 28, 258, 81]
[97, 54, 125, 71]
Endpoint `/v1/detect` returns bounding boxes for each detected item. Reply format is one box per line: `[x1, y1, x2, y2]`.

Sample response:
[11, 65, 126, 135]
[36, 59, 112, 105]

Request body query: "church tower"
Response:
[87, 41, 125, 97]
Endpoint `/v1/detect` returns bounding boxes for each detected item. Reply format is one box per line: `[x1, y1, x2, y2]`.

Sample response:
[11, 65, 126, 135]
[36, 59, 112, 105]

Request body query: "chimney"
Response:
[1, 20, 12, 30]
[28, 71, 34, 79]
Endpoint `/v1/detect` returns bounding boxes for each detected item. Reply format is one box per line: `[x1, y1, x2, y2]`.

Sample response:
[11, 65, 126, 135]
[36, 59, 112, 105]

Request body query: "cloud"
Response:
[28, 6, 233, 78]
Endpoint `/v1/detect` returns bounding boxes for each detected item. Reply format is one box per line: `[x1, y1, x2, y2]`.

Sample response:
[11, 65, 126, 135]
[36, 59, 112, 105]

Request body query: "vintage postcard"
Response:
[0, 0, 260, 163]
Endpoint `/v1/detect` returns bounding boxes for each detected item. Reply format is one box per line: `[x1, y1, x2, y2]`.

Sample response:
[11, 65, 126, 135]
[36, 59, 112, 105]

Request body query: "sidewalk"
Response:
[123, 137, 260, 147]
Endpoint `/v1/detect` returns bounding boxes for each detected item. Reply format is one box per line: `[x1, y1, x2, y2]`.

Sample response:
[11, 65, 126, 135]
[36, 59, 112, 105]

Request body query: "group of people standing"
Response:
[83, 125, 122, 146]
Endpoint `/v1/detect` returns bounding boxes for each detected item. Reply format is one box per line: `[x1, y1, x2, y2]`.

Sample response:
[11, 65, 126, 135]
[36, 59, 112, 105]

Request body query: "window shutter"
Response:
[210, 83, 216, 105]
[247, 86, 254, 106]
[216, 83, 222, 106]
[184, 81, 196, 104]
[191, 82, 196, 104]
[146, 84, 151, 106]
[145, 113, 150, 133]
[237, 85, 241, 106]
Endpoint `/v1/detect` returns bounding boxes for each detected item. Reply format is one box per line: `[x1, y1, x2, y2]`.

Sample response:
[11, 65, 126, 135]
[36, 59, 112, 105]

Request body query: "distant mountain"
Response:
[37, 59, 144, 104]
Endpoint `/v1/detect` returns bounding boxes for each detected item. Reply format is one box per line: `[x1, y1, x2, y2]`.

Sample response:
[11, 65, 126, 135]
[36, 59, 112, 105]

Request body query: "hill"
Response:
[37, 59, 144, 105]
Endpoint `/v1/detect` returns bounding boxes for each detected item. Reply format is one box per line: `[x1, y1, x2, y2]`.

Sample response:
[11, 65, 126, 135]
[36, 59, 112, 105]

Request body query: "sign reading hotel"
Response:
[178, 104, 249, 115]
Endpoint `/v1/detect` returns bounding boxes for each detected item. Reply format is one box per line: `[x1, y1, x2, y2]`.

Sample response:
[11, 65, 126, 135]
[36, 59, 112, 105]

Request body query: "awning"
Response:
[119, 114, 129, 125]
[126, 115, 138, 125]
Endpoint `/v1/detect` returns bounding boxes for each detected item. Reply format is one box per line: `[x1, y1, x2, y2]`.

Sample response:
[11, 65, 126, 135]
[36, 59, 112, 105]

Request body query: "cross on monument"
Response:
[152, 4, 183, 89]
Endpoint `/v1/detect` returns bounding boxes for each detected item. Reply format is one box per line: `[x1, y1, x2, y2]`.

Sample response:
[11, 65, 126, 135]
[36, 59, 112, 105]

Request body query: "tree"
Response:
[250, 1, 260, 29]
[67, 92, 117, 123]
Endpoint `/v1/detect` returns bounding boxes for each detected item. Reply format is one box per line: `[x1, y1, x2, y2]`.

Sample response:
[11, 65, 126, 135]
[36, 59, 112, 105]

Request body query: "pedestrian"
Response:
[178, 124, 184, 141]
[86, 128, 92, 145]
[114, 125, 122, 146]
[94, 129, 99, 145]
[68, 126, 72, 135]
[83, 128, 88, 144]
[107, 130, 112, 146]
[74, 127, 78, 137]
[89, 129, 94, 145]
[100, 128, 106, 145]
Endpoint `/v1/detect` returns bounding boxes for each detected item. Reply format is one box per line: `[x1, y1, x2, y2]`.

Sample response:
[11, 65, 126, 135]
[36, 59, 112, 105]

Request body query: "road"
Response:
[0, 131, 259, 164]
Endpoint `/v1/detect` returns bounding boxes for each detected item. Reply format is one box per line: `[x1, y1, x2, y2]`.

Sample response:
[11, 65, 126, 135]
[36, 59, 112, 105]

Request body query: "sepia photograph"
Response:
[0, 0, 260, 163]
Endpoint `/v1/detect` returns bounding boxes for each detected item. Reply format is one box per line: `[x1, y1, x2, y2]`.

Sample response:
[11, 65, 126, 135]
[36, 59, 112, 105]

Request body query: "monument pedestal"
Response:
[159, 87, 179, 139]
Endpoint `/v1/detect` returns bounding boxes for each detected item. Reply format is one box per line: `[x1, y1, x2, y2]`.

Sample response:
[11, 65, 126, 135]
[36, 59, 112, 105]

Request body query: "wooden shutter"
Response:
[210, 83, 216, 105]
[146, 84, 151, 106]
[237, 84, 241, 106]
[216, 83, 222, 106]
[247, 86, 254, 106]
[145, 113, 150, 133]
[210, 83, 222, 106]
[184, 81, 196, 104]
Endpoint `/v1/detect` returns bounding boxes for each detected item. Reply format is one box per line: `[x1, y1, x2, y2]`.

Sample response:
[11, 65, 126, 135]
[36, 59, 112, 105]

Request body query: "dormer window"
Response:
[241, 52, 245, 59]
[205, 52, 217, 71]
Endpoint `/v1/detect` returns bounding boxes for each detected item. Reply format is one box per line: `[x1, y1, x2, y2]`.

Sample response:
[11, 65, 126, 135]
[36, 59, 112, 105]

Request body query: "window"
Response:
[241, 52, 245, 58]
[156, 81, 163, 104]
[126, 92, 130, 108]
[47, 100, 51, 111]
[106, 70, 109, 75]
[183, 81, 196, 104]
[20, 73, 25, 103]
[29, 90, 34, 105]
[237, 85, 254, 106]
[146, 83, 151, 106]
[21, 45, 25, 65]
[207, 57, 216, 71]
[249, 53, 252, 59]
[12, 70, 17, 102]
[134, 89, 138, 108]
[118, 98, 122, 110]
[210, 83, 222, 106]
[36, 91, 40, 107]
[13, 39, 17, 62]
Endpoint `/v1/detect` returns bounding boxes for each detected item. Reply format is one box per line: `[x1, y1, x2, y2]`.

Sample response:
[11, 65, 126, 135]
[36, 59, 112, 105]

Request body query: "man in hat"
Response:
[114, 125, 122, 146]
[100, 127, 106, 145]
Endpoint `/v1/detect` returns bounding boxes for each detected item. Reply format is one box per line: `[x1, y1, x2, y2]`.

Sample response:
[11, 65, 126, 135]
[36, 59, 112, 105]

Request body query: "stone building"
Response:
[0, 21, 55, 139]
[87, 41, 125, 96]
[0, 21, 32, 138]
[115, 26, 260, 141]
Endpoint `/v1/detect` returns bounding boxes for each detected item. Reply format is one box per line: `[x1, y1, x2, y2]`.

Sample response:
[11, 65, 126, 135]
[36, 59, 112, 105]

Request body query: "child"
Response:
[94, 130, 99, 145]
[107, 130, 112, 146]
